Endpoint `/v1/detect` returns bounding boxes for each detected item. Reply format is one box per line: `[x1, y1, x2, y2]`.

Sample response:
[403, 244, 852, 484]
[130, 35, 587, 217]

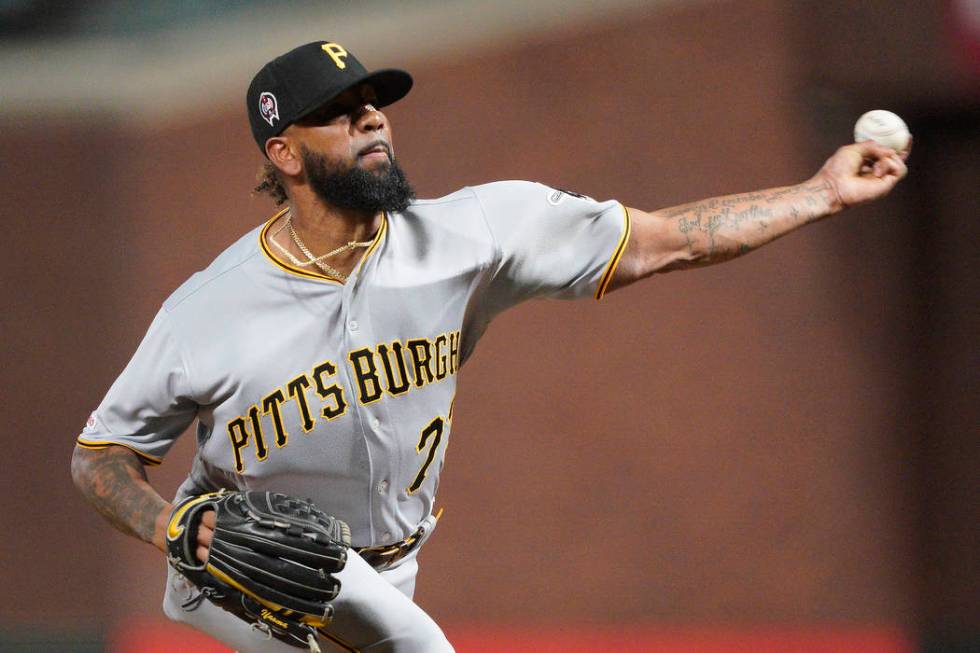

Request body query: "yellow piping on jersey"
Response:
[75, 437, 163, 466]
[258, 209, 388, 284]
[258, 209, 342, 283]
[594, 204, 632, 300]
[357, 213, 387, 273]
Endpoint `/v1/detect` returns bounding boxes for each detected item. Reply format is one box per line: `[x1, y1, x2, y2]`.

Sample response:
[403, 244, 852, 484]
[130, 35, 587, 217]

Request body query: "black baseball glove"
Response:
[166, 490, 350, 652]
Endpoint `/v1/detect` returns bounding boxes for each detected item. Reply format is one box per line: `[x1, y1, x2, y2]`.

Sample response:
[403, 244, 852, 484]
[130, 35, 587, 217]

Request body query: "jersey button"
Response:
[348, 320, 359, 332]
[377, 479, 389, 494]
[370, 417, 381, 430]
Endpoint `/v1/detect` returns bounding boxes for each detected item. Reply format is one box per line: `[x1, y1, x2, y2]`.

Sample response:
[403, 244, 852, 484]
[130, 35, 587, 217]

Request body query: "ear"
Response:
[265, 137, 302, 177]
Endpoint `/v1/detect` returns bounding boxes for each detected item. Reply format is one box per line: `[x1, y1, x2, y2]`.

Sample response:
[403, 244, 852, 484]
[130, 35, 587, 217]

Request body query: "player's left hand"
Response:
[167, 490, 351, 651]
[195, 508, 215, 563]
[813, 139, 911, 211]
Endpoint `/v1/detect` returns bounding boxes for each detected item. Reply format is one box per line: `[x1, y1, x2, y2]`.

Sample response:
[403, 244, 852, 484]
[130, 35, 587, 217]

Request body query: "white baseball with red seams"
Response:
[853, 110, 910, 151]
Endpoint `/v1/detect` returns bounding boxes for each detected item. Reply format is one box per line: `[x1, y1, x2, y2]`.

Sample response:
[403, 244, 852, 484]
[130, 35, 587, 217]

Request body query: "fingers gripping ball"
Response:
[167, 490, 351, 652]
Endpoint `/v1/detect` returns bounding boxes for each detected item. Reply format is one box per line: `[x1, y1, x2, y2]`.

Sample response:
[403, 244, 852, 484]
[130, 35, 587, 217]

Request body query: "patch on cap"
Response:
[259, 92, 279, 127]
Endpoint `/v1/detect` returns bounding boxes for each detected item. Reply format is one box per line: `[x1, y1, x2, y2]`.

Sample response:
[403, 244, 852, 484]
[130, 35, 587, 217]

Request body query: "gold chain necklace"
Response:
[270, 211, 374, 282]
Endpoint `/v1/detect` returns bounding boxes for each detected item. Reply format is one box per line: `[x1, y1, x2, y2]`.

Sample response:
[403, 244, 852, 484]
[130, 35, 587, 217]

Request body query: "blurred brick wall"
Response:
[2, 0, 975, 643]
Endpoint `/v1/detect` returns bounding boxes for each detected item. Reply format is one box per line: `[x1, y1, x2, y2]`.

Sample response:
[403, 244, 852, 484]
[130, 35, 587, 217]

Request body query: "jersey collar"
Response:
[258, 207, 388, 284]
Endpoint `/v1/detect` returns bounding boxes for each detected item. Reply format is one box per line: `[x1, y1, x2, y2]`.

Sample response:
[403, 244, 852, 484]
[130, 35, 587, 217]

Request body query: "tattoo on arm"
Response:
[71, 445, 168, 546]
[610, 179, 839, 289]
[666, 180, 834, 263]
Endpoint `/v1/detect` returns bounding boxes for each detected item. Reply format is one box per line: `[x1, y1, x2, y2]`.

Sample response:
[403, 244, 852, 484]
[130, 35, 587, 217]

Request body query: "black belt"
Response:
[355, 510, 442, 571]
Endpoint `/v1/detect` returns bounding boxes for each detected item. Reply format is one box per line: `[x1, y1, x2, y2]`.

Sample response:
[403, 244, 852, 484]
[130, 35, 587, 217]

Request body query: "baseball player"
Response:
[71, 41, 909, 653]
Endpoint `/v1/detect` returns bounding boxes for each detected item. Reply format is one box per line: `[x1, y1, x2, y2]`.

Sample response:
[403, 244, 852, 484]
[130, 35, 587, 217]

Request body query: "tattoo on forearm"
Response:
[71, 446, 167, 544]
[669, 181, 833, 261]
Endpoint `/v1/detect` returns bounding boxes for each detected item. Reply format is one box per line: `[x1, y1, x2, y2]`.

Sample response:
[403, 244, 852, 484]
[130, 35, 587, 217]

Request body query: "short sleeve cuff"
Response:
[594, 204, 632, 300]
[75, 436, 164, 466]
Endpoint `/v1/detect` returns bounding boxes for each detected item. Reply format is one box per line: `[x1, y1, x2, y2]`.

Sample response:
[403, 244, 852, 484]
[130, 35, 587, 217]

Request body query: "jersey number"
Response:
[407, 416, 445, 494]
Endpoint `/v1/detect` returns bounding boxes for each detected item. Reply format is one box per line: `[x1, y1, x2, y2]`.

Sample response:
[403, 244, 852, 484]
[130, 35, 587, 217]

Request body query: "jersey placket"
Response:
[341, 251, 403, 546]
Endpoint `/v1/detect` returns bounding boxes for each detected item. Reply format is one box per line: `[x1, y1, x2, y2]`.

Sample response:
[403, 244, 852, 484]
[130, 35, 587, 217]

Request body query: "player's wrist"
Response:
[805, 173, 846, 216]
[152, 503, 174, 553]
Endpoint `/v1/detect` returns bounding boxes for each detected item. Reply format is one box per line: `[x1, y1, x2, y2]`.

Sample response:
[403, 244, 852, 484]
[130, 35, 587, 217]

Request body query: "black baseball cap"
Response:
[246, 41, 413, 155]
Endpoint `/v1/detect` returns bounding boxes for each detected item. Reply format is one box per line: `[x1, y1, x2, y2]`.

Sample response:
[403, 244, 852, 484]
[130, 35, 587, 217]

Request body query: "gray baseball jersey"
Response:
[77, 180, 630, 548]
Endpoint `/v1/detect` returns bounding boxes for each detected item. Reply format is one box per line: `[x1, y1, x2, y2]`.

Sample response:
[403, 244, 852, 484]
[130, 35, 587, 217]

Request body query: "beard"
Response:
[302, 145, 415, 214]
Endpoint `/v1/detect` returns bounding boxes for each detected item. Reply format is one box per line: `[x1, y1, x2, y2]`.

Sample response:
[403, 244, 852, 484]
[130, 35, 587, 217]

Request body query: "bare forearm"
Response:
[611, 142, 908, 288]
[652, 179, 839, 272]
[70, 444, 172, 552]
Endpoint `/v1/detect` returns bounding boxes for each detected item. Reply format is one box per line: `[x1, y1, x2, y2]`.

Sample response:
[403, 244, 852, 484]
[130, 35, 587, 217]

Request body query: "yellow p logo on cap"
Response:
[321, 43, 348, 69]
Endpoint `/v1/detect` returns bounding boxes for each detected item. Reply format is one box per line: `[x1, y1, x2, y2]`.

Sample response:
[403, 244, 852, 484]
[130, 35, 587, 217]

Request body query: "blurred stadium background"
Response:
[1, 0, 977, 651]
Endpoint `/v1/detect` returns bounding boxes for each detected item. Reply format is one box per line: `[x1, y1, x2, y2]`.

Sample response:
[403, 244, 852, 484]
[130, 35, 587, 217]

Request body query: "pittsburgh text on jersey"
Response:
[225, 330, 461, 473]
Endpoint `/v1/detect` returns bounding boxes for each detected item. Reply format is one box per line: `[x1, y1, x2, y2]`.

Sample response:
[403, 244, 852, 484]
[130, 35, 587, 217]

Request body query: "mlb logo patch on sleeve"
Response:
[547, 187, 594, 205]
[82, 411, 104, 434]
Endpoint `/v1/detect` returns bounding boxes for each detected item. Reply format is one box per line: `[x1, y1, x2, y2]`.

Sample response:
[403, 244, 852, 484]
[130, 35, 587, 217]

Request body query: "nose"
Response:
[355, 104, 385, 133]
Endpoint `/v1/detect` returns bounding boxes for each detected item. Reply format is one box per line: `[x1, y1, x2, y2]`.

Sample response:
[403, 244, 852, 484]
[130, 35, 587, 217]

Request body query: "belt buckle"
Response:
[359, 533, 416, 571]
[358, 509, 442, 571]
[377, 542, 405, 570]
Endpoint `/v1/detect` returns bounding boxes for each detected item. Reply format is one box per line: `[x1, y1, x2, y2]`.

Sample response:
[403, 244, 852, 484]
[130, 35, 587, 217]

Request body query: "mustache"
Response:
[358, 140, 393, 159]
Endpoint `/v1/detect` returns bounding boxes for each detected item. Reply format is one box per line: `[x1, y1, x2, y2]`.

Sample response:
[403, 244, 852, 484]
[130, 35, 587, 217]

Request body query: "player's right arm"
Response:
[70, 443, 173, 552]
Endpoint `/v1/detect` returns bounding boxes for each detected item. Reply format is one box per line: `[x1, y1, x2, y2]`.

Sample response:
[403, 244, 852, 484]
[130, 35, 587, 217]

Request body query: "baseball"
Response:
[853, 110, 910, 151]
